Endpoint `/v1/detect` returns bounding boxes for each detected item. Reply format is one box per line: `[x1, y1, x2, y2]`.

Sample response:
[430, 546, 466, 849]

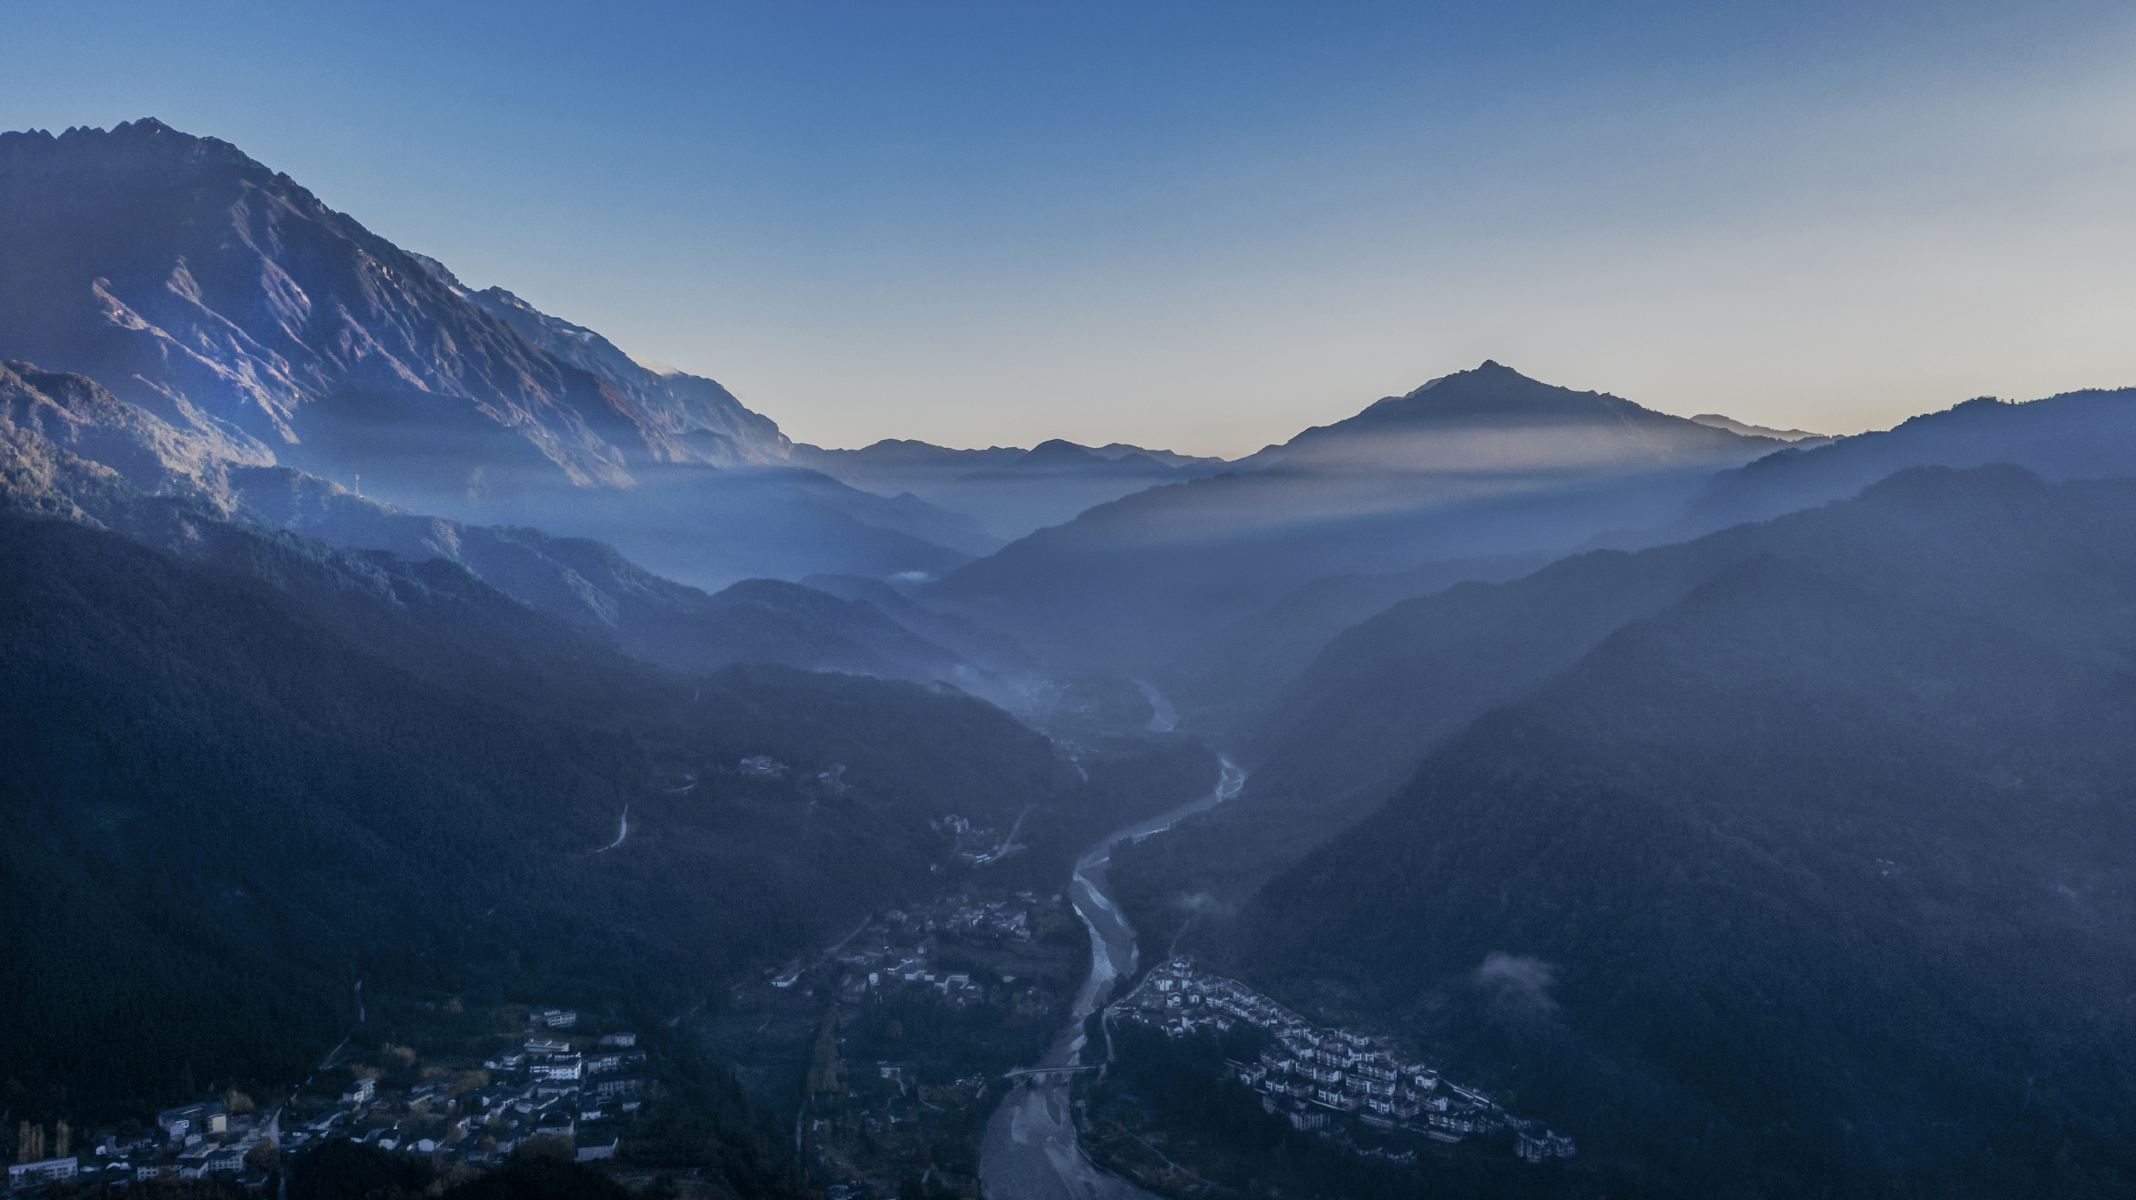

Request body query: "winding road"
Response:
[978, 752, 1247, 1199]
[595, 805, 631, 853]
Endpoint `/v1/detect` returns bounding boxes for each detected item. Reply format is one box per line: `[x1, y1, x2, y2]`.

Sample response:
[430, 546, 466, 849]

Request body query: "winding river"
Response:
[978, 754, 1247, 1199]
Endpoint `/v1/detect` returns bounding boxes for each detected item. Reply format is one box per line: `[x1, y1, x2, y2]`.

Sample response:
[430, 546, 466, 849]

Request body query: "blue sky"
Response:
[10, 1, 2136, 454]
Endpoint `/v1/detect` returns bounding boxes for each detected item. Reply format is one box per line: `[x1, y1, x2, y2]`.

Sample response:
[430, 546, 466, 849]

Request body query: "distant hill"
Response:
[1134, 399, 2136, 917]
[1174, 379, 2136, 745]
[801, 571, 1038, 674]
[794, 436, 1224, 541]
[1228, 466, 2136, 1197]
[1688, 412, 1825, 442]
[1233, 359, 1775, 473]
[0, 119, 979, 586]
[1157, 549, 1552, 741]
[1679, 386, 2136, 536]
[1087, 442, 1217, 469]
[930, 361, 1782, 670]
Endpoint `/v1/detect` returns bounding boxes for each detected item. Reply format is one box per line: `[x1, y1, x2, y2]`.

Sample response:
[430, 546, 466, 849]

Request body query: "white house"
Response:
[8, 1158, 79, 1186]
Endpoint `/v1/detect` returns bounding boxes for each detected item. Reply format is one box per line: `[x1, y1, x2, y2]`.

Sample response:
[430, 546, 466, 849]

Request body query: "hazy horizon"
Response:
[11, 0, 2136, 457]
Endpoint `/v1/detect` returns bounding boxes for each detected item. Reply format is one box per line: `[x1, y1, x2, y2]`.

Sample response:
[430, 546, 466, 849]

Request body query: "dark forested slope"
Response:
[1678, 385, 2136, 535]
[0, 509, 1064, 1119]
[929, 362, 1778, 669]
[1233, 467, 2136, 1197]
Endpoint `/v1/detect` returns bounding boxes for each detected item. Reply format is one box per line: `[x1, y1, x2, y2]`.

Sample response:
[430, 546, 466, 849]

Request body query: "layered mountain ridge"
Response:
[0, 361, 983, 685]
[927, 361, 1785, 669]
[0, 118, 981, 588]
[794, 435, 1225, 540]
[1225, 465, 2136, 1196]
[12, 112, 2136, 1200]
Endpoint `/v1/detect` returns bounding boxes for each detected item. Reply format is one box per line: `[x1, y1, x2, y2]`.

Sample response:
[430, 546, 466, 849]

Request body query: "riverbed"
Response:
[977, 754, 1247, 1199]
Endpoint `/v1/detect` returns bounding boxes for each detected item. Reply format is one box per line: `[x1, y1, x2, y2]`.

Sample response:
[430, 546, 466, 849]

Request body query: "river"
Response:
[978, 753, 1247, 1199]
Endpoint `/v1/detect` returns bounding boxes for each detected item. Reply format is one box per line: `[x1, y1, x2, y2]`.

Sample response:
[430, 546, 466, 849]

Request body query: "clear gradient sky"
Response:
[10, 1, 2136, 455]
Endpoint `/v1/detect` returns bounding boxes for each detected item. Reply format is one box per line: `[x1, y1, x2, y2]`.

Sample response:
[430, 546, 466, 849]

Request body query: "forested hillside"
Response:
[0, 509, 1070, 1120]
[1231, 467, 2136, 1197]
[1119, 438, 2136, 930]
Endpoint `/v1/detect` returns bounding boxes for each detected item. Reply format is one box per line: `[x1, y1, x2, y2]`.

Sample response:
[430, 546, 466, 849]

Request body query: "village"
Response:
[1114, 959, 1577, 1167]
[5, 1005, 649, 1196]
[707, 886, 1087, 1198]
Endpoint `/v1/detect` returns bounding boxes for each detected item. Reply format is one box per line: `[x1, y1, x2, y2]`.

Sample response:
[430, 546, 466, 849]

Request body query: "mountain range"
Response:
[795, 437, 1226, 541]
[1687, 412, 1825, 442]
[9, 116, 2136, 1199]
[0, 119, 992, 589]
[0, 445, 1193, 1120]
[1110, 376, 2136, 942]
[0, 361, 981, 685]
[928, 360, 1786, 672]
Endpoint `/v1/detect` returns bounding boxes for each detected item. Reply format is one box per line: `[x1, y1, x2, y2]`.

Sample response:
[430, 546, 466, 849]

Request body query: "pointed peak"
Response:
[1018, 438, 1103, 465]
[100, 117, 206, 145]
[1366, 361, 1558, 413]
[1458, 358, 1525, 379]
[14, 117, 263, 179]
[1401, 359, 1541, 396]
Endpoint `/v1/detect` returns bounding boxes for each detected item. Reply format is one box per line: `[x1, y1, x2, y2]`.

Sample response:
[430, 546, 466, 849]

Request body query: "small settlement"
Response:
[4, 1005, 649, 1196]
[712, 887, 1083, 1199]
[1117, 959, 1577, 1166]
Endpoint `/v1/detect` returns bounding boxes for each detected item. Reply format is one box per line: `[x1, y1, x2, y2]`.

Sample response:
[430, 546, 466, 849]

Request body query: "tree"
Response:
[245, 1138, 278, 1172]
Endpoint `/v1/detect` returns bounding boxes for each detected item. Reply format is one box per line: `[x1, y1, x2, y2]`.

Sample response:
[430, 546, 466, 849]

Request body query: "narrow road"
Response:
[595, 805, 631, 853]
[977, 805, 1035, 864]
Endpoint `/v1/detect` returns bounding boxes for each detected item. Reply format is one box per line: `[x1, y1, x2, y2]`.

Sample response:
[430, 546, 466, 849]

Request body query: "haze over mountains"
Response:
[928, 361, 1787, 673]
[1109, 376, 2136, 929]
[0, 498, 1070, 1112]
[1687, 412, 1825, 442]
[795, 437, 1226, 542]
[7, 117, 2136, 1199]
[0, 119, 986, 588]
[0, 362, 973, 685]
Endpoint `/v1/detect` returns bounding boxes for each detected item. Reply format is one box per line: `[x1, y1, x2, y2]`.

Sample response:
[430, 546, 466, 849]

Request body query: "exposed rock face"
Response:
[0, 119, 793, 501]
[0, 119, 977, 587]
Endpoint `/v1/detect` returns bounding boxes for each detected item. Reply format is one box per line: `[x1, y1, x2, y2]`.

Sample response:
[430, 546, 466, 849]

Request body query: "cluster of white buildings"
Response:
[5, 1014, 652, 1196]
[7, 1099, 274, 1193]
[1119, 960, 1576, 1165]
[6, 1099, 281, 1194]
[269, 1022, 646, 1167]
